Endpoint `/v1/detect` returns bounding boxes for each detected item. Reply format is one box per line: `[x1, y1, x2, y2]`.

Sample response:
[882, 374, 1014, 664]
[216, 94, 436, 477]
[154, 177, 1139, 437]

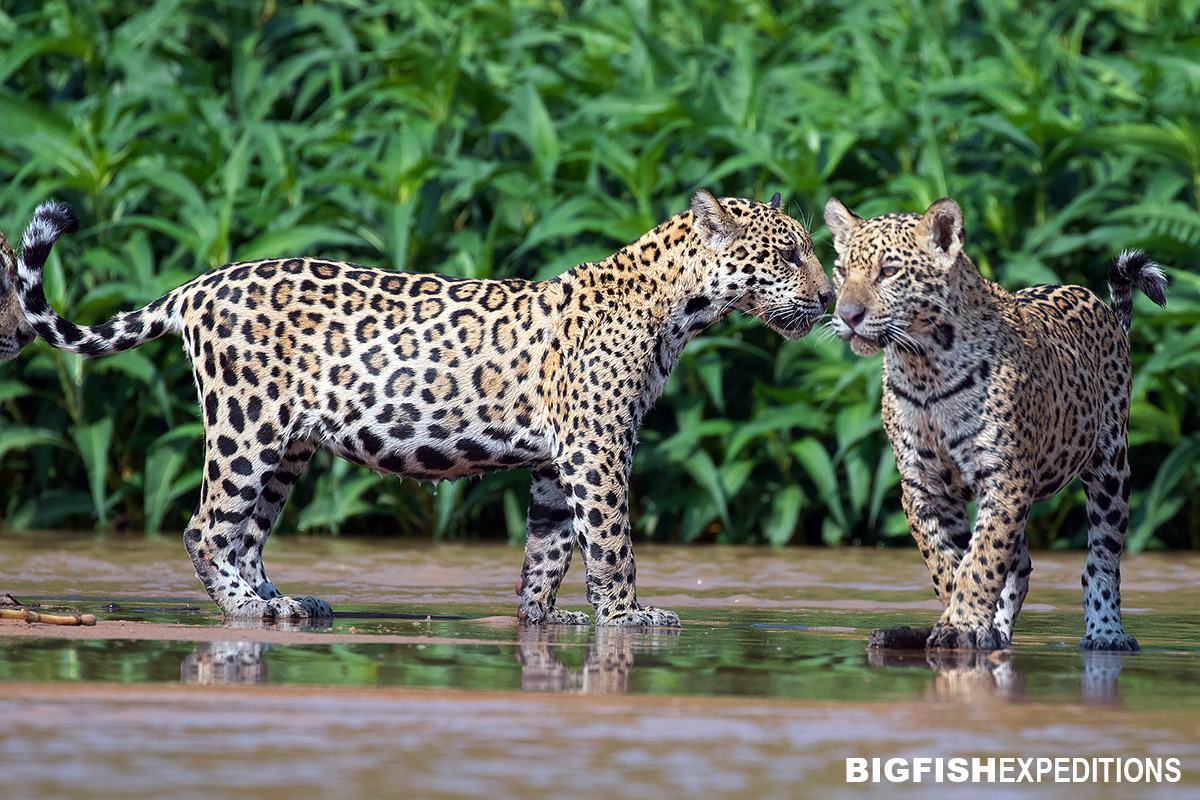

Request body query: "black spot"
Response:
[379, 454, 406, 473]
[455, 438, 491, 461]
[227, 398, 245, 432]
[358, 428, 383, 455]
[932, 322, 955, 350]
[415, 446, 454, 471]
[256, 422, 276, 446]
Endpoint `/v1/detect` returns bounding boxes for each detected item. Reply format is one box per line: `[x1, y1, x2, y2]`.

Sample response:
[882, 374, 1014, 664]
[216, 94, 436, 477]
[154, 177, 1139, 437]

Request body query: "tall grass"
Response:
[1, 0, 1196, 550]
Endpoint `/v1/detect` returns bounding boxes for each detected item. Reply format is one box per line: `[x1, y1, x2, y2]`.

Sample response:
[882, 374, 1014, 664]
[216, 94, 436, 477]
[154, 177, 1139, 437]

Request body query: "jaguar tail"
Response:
[18, 202, 184, 357]
[1108, 249, 1166, 334]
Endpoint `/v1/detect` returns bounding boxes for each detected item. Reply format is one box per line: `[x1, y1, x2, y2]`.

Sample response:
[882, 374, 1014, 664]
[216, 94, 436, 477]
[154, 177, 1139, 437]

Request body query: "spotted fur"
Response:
[0, 237, 33, 360]
[15, 192, 831, 626]
[0, 206, 73, 359]
[825, 197, 1165, 651]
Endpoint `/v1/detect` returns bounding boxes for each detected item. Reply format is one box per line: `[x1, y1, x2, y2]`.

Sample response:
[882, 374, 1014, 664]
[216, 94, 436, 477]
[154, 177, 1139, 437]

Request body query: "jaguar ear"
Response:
[691, 189, 742, 251]
[917, 198, 964, 267]
[823, 197, 860, 256]
[769, 192, 782, 210]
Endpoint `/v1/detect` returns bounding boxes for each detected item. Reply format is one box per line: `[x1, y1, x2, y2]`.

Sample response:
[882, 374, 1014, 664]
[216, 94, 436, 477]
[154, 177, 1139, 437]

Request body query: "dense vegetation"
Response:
[1, 0, 1197, 550]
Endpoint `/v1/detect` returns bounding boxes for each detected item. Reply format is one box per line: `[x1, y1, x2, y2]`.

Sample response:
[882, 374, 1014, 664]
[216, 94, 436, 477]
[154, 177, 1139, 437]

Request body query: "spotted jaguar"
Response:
[825, 196, 1164, 650]
[8, 191, 831, 626]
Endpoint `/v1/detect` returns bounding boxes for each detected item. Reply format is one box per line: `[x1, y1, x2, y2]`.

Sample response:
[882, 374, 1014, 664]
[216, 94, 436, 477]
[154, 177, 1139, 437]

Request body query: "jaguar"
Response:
[824, 196, 1164, 650]
[8, 191, 832, 626]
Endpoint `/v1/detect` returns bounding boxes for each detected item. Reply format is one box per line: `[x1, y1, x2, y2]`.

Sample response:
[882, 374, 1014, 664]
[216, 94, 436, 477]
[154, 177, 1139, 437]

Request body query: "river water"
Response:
[1, 533, 1197, 799]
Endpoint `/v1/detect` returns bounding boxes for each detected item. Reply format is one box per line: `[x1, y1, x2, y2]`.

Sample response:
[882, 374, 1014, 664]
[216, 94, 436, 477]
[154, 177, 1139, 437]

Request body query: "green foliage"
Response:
[1, 0, 1197, 549]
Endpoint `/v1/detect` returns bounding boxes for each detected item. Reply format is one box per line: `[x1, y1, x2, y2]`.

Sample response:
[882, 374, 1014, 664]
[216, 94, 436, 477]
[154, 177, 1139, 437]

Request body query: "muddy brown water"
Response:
[1, 533, 1197, 799]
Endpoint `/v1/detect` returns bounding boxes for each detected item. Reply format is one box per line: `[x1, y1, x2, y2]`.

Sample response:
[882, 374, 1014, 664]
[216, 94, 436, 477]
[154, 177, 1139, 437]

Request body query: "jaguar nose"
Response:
[817, 288, 833, 310]
[837, 302, 866, 329]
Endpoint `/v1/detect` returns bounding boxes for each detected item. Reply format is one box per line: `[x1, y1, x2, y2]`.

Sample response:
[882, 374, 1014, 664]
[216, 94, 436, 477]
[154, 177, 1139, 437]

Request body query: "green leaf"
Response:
[433, 480, 462, 540]
[765, 485, 806, 546]
[868, 448, 900, 530]
[494, 82, 561, 185]
[791, 438, 846, 533]
[298, 460, 380, 534]
[143, 425, 203, 534]
[504, 489, 527, 545]
[71, 418, 114, 525]
[0, 379, 34, 405]
[725, 403, 824, 461]
[0, 426, 70, 459]
[681, 450, 731, 533]
[1128, 436, 1200, 552]
[235, 226, 363, 261]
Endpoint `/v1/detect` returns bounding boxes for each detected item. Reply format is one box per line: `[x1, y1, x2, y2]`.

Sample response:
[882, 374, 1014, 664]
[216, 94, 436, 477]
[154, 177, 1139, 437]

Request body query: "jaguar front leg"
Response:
[869, 440, 969, 649]
[519, 466, 589, 625]
[926, 480, 1033, 651]
[991, 537, 1031, 645]
[557, 441, 678, 628]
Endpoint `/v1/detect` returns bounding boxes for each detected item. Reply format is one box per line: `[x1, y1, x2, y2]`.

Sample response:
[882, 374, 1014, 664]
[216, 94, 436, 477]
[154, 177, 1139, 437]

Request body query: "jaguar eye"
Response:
[879, 265, 899, 280]
[832, 261, 845, 279]
[777, 247, 798, 265]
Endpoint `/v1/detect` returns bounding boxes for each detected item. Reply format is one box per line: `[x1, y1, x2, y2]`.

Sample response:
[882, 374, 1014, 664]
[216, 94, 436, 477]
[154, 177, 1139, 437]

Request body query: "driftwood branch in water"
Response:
[0, 607, 97, 626]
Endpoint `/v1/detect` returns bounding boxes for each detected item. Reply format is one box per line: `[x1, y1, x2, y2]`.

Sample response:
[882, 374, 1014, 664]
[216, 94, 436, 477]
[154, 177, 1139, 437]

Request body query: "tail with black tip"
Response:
[20, 201, 78, 271]
[1108, 249, 1167, 334]
[18, 201, 184, 357]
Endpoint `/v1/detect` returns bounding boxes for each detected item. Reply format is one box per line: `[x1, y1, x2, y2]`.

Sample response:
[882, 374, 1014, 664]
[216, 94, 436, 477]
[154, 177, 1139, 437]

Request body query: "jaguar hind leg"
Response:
[185, 427, 331, 621]
[233, 437, 323, 609]
[519, 467, 589, 625]
[1078, 438, 1139, 651]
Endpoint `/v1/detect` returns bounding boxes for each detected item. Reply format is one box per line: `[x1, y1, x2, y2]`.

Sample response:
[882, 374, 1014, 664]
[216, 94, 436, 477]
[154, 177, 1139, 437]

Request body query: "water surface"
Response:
[1, 534, 1197, 799]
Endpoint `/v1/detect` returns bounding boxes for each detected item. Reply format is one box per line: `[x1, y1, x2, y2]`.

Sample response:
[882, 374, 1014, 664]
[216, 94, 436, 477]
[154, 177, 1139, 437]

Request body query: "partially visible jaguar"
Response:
[0, 226, 35, 359]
